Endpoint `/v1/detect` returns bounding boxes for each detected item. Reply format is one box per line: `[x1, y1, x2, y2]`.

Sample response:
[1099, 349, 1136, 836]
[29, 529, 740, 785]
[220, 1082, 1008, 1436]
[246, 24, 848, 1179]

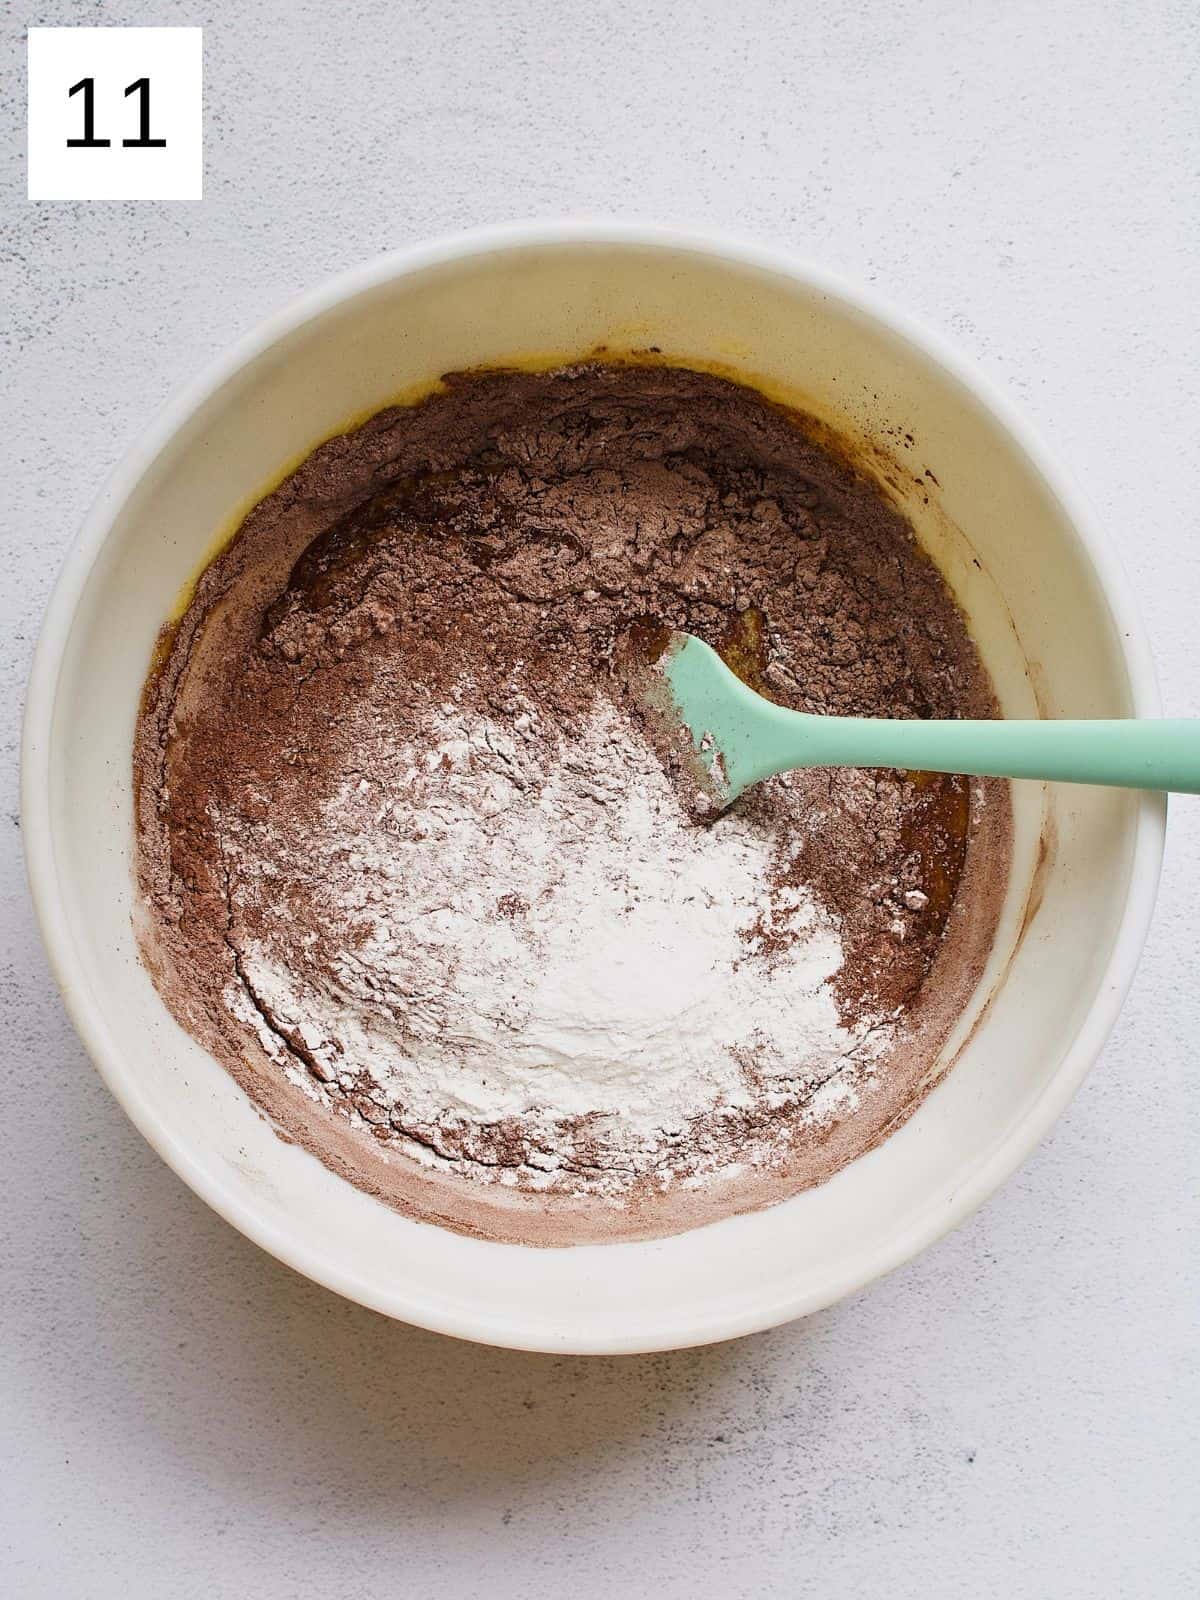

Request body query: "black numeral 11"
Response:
[66, 77, 167, 149]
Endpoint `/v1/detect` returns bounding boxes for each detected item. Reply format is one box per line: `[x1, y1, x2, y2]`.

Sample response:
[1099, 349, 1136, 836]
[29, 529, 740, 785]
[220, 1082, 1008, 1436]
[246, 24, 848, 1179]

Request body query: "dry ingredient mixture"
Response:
[135, 363, 1009, 1244]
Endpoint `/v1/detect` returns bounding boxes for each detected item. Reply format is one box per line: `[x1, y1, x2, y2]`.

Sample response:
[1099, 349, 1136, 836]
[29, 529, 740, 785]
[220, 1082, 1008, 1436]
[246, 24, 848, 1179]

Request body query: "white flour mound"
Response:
[225, 696, 892, 1192]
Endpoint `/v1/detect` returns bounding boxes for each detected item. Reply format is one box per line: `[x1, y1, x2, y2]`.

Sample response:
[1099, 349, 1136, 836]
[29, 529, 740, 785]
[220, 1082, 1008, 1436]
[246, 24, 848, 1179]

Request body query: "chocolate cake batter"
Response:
[135, 363, 1010, 1245]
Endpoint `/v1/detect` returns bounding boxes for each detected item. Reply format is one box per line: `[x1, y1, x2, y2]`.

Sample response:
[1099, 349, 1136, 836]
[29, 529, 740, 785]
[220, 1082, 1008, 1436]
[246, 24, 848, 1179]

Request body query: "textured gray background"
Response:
[3, 2, 1197, 1596]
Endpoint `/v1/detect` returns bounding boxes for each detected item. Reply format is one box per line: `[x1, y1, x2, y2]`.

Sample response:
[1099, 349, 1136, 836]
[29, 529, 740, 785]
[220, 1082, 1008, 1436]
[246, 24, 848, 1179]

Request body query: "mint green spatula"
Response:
[649, 630, 1199, 809]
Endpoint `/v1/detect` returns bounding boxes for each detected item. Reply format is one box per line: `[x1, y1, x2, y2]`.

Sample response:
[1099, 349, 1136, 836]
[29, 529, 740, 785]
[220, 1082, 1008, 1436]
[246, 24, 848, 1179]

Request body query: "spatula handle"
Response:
[793, 714, 1200, 793]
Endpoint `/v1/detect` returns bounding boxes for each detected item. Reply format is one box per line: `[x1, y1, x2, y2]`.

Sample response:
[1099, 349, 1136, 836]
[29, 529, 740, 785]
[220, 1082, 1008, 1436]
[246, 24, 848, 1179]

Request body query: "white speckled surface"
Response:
[3, 2, 1197, 1594]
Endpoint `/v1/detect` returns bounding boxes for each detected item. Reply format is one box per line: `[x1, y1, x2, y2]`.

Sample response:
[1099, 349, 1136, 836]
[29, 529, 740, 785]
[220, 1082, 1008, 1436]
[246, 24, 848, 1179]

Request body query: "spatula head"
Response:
[637, 629, 770, 813]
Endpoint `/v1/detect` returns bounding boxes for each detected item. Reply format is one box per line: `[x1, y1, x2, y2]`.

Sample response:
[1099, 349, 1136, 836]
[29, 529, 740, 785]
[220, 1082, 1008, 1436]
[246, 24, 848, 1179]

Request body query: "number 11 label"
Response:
[28, 28, 202, 200]
[67, 76, 168, 150]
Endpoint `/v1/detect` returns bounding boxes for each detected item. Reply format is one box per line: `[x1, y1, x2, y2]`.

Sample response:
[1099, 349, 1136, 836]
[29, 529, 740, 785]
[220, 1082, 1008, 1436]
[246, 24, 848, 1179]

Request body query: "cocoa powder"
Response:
[134, 363, 1010, 1245]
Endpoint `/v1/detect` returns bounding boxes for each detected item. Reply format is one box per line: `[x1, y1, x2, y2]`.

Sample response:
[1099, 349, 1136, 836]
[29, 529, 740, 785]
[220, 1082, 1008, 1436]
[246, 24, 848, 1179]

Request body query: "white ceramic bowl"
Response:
[23, 222, 1163, 1353]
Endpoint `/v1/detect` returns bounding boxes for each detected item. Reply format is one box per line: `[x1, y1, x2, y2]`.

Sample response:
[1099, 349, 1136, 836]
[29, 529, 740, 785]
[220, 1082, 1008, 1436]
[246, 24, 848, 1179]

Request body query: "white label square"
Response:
[27, 27, 203, 200]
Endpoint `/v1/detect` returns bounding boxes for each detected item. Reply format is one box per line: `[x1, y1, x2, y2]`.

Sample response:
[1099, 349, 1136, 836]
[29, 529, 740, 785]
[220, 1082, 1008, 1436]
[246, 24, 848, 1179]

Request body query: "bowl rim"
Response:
[21, 219, 1167, 1352]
